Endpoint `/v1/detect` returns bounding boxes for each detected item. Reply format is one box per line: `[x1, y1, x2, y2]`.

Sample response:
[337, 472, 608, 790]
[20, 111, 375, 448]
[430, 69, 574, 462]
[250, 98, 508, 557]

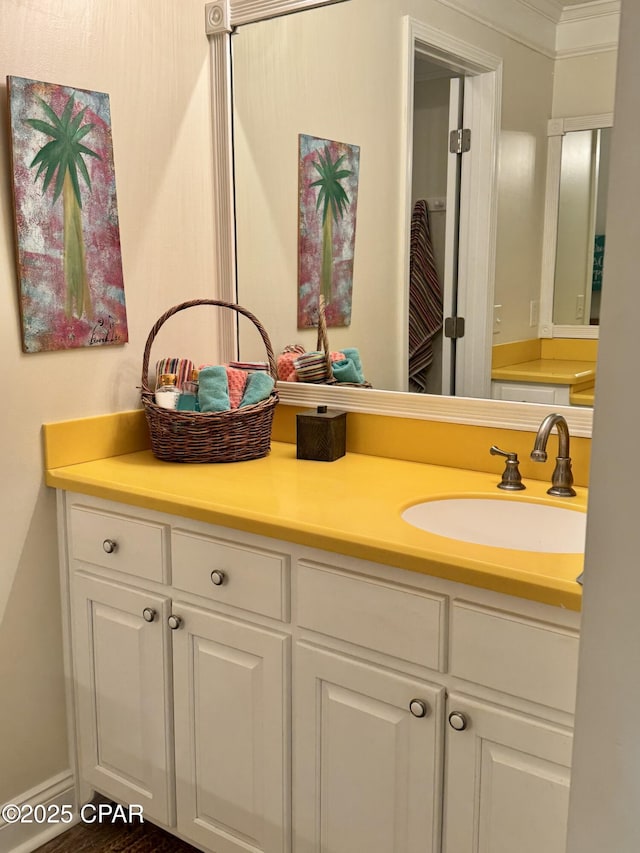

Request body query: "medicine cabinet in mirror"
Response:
[539, 114, 613, 339]
[204, 0, 617, 437]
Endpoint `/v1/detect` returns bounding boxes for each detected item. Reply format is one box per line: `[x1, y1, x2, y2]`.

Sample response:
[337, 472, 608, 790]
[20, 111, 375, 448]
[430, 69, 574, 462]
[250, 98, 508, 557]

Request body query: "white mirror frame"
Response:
[205, 0, 594, 437]
[538, 112, 613, 340]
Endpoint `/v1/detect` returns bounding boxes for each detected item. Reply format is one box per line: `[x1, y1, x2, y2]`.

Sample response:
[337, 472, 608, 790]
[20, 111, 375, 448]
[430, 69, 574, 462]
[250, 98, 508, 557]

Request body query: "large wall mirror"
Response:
[205, 0, 619, 437]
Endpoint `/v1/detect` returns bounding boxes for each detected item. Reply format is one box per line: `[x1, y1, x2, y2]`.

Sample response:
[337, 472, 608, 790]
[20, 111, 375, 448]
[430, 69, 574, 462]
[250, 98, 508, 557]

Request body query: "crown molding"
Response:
[560, 0, 620, 23]
[556, 0, 620, 57]
[519, 0, 563, 24]
[432, 0, 618, 60]
[229, 0, 345, 27]
[434, 0, 557, 57]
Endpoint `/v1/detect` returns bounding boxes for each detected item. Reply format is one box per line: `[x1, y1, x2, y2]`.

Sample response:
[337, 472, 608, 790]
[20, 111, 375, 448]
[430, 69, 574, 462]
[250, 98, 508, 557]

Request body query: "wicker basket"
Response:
[316, 296, 372, 388]
[140, 299, 278, 463]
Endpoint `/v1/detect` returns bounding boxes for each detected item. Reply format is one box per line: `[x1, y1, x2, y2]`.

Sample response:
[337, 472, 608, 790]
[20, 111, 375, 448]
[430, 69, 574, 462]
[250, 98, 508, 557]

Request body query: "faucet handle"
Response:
[490, 445, 526, 491]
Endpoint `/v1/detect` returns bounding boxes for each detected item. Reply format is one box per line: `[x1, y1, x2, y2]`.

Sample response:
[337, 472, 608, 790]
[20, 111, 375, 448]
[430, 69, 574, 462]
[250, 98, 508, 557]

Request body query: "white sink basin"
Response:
[401, 497, 586, 553]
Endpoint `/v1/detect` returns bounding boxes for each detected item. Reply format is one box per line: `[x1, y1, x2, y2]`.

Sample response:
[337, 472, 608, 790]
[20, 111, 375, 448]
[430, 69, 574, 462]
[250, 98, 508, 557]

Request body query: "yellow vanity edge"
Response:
[491, 338, 541, 369]
[492, 338, 598, 386]
[43, 410, 151, 469]
[43, 406, 591, 486]
[491, 359, 596, 385]
[541, 338, 598, 362]
[46, 443, 584, 612]
[570, 385, 595, 406]
[492, 337, 599, 368]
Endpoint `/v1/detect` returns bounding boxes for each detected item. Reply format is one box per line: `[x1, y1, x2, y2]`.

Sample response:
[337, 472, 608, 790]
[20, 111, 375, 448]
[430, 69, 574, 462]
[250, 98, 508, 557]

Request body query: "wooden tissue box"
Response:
[296, 406, 346, 462]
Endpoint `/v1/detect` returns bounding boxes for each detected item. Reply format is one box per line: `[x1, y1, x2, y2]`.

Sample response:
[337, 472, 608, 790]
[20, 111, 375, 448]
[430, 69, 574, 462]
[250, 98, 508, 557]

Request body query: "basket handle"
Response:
[315, 295, 334, 379]
[141, 299, 277, 394]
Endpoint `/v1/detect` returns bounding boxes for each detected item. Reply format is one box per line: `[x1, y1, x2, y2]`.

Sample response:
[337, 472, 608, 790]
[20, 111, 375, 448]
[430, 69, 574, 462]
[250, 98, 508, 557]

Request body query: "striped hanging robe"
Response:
[408, 199, 443, 392]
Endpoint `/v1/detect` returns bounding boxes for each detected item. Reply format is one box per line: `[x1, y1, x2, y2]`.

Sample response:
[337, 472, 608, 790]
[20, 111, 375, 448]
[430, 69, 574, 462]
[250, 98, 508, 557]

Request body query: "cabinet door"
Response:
[71, 572, 173, 824]
[443, 693, 572, 853]
[294, 643, 444, 853]
[172, 602, 289, 853]
[491, 380, 571, 406]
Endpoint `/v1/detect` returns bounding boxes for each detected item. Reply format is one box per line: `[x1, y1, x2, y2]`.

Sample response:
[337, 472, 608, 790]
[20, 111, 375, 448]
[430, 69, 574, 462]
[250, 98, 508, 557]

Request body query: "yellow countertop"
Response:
[492, 359, 596, 386]
[570, 386, 595, 406]
[46, 442, 585, 612]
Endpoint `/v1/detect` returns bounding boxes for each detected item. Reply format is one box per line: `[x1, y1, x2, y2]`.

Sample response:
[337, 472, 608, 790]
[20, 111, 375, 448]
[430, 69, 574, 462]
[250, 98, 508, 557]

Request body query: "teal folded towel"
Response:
[239, 372, 275, 408]
[342, 348, 365, 382]
[331, 358, 361, 384]
[198, 366, 230, 412]
[331, 347, 365, 384]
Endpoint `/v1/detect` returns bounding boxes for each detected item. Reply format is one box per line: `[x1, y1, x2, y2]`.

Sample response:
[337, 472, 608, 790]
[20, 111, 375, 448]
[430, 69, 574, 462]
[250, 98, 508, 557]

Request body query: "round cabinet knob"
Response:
[102, 539, 117, 554]
[168, 615, 183, 630]
[210, 570, 227, 587]
[448, 711, 468, 731]
[409, 699, 428, 718]
[142, 608, 157, 623]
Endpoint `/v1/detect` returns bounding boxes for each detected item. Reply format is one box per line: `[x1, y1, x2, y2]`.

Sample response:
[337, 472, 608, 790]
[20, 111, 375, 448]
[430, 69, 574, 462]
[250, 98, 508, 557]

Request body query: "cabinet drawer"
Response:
[171, 530, 290, 621]
[491, 380, 570, 405]
[69, 504, 167, 583]
[297, 561, 446, 670]
[450, 600, 579, 713]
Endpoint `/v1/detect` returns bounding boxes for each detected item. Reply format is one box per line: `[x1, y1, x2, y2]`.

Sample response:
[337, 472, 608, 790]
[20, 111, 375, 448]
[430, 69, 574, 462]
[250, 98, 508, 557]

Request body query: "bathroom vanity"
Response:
[47, 418, 583, 853]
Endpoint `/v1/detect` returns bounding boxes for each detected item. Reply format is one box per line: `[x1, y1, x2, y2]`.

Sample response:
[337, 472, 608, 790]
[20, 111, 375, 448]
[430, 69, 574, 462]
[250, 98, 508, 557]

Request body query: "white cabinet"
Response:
[59, 491, 580, 853]
[172, 603, 289, 853]
[449, 600, 579, 714]
[443, 693, 572, 853]
[71, 572, 174, 825]
[292, 562, 578, 853]
[65, 495, 290, 853]
[71, 576, 289, 852]
[294, 643, 444, 853]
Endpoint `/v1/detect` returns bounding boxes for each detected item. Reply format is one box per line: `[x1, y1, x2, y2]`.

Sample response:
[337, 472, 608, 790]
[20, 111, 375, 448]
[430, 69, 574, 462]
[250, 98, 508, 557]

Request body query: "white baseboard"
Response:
[0, 770, 76, 853]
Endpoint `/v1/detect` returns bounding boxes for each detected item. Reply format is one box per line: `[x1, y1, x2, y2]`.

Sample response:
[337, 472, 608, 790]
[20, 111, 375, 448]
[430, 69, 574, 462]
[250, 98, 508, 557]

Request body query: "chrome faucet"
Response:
[530, 413, 576, 497]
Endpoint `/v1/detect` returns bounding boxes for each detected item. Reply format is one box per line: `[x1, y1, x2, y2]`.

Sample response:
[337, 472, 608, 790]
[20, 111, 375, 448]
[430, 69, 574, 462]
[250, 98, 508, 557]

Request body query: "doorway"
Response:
[410, 60, 461, 396]
[402, 19, 502, 399]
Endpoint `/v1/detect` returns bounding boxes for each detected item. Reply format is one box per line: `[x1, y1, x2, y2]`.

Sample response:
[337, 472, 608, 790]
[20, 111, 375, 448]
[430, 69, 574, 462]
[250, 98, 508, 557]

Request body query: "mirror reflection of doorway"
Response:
[405, 23, 500, 401]
[410, 59, 464, 396]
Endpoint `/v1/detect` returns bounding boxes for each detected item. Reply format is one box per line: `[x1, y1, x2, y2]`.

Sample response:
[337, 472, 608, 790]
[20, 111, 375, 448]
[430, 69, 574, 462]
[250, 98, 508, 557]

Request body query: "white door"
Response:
[71, 572, 173, 824]
[171, 602, 289, 853]
[440, 75, 464, 396]
[455, 69, 499, 400]
[294, 642, 444, 853]
[443, 693, 573, 853]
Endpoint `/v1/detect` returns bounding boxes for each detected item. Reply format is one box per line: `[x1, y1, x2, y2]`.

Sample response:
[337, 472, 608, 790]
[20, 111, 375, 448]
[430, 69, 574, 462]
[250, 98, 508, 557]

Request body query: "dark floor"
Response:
[33, 808, 200, 852]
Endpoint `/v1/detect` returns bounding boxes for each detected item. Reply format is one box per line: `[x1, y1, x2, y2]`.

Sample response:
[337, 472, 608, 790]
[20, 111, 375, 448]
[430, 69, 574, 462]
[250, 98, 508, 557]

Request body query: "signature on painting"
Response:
[89, 315, 121, 345]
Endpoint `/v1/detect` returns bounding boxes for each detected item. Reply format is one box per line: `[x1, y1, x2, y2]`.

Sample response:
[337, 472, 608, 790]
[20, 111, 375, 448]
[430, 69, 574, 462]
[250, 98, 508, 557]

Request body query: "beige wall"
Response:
[553, 50, 618, 119]
[0, 0, 216, 802]
[233, 0, 554, 389]
[493, 44, 553, 344]
[233, 0, 405, 390]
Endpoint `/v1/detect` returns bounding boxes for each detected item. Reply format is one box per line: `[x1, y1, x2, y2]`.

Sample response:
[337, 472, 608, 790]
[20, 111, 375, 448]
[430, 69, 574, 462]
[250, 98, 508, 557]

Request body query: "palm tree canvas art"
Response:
[7, 76, 128, 352]
[298, 134, 360, 328]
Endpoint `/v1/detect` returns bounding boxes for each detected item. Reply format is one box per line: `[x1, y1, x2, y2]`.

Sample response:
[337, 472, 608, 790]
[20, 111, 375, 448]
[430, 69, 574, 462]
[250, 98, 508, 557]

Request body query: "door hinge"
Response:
[449, 128, 471, 154]
[444, 316, 466, 339]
